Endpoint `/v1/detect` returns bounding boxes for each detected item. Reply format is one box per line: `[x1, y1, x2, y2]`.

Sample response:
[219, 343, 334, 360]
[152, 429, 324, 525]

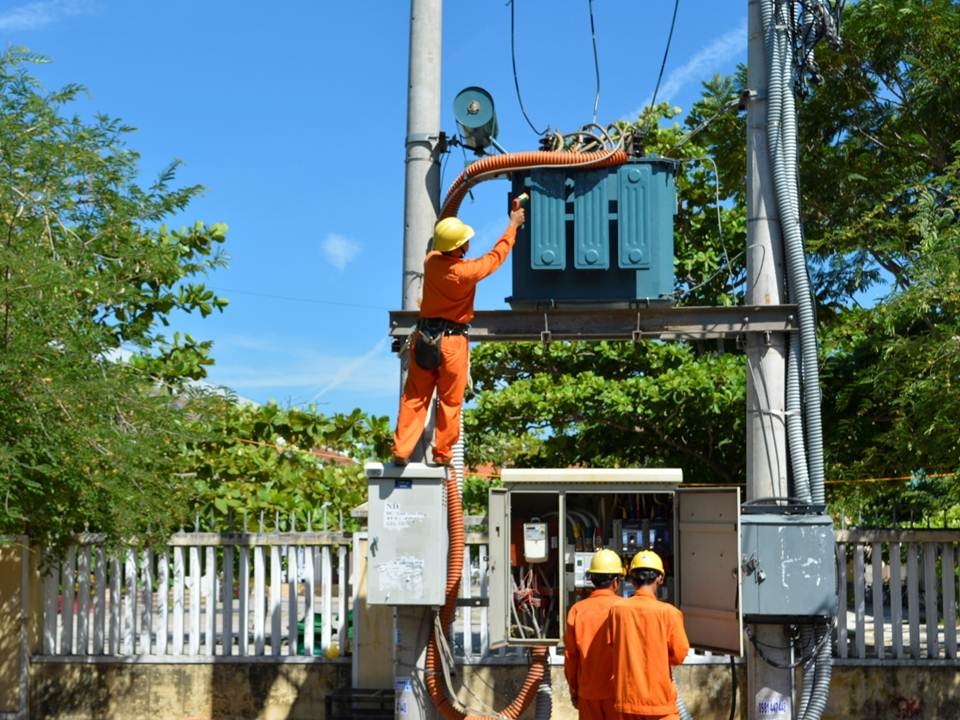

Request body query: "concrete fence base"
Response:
[25, 661, 960, 720]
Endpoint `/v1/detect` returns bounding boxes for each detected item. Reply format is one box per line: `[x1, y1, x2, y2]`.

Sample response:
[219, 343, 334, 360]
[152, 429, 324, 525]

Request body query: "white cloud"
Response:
[629, 17, 748, 116]
[321, 233, 360, 270]
[0, 0, 96, 31]
[209, 336, 398, 398]
[310, 335, 392, 401]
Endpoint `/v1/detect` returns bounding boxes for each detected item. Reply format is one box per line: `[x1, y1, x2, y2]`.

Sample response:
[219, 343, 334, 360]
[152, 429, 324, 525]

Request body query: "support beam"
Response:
[389, 305, 797, 345]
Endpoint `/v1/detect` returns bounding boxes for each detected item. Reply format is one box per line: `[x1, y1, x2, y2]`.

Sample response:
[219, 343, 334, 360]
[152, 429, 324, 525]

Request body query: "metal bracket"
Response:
[456, 597, 489, 607]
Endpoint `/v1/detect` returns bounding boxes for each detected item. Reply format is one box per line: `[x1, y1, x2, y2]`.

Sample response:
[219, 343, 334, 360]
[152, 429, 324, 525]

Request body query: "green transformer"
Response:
[508, 157, 678, 308]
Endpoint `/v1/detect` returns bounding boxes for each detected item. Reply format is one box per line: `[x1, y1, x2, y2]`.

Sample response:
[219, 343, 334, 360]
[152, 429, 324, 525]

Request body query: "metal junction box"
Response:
[487, 468, 743, 655]
[508, 157, 678, 308]
[740, 509, 837, 622]
[365, 463, 448, 606]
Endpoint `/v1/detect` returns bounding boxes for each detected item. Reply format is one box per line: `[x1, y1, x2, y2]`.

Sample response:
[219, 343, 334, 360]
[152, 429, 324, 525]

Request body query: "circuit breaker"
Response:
[365, 463, 449, 606]
[487, 468, 744, 655]
[740, 507, 837, 622]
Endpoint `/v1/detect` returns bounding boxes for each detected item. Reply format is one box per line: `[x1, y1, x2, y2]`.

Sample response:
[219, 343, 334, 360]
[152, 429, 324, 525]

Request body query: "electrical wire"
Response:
[728, 655, 738, 720]
[587, 0, 602, 125]
[672, 96, 744, 150]
[649, 0, 680, 109]
[432, 613, 507, 719]
[670, 155, 741, 301]
[509, 0, 547, 136]
[745, 621, 834, 670]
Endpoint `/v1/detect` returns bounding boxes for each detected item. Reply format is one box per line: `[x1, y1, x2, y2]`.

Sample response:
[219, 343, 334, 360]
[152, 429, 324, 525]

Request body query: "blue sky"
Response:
[2, 0, 747, 422]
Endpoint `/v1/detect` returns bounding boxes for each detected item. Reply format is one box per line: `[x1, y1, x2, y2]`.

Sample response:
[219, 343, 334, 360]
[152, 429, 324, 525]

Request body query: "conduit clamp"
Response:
[540, 312, 552, 346]
[632, 312, 645, 343]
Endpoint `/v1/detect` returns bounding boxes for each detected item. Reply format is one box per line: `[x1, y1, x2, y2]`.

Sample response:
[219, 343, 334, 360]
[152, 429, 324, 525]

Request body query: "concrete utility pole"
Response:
[401, 0, 442, 316]
[396, 1, 442, 719]
[745, 0, 794, 718]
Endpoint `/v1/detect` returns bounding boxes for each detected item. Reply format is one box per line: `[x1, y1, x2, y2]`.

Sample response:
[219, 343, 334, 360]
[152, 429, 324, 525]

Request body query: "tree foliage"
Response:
[802, 0, 960, 520]
[0, 50, 229, 547]
[798, 0, 960, 308]
[467, 341, 745, 482]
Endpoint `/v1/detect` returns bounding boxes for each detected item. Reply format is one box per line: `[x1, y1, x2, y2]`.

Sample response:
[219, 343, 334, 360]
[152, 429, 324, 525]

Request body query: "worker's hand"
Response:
[509, 206, 525, 228]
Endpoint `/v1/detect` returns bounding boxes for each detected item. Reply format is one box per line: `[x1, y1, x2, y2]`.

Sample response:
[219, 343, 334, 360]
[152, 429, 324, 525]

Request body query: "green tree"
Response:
[821, 156, 960, 521]
[179, 401, 392, 531]
[466, 341, 746, 482]
[0, 50, 228, 548]
[798, 0, 960, 308]
[798, 0, 960, 519]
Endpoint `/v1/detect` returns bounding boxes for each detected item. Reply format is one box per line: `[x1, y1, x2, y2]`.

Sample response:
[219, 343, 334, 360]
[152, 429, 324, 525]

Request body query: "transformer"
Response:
[508, 157, 678, 308]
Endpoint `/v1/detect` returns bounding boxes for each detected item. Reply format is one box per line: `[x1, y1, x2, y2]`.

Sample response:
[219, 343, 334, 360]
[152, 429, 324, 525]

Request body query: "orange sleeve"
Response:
[419, 224, 517, 323]
[563, 606, 581, 695]
[450, 224, 516, 283]
[668, 607, 690, 665]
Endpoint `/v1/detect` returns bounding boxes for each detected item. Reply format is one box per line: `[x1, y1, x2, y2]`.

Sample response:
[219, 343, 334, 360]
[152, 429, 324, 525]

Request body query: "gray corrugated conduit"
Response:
[764, 1, 832, 717]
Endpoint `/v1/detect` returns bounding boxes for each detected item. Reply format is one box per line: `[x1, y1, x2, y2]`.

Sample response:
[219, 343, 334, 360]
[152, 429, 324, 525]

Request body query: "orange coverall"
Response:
[392, 224, 517, 463]
[564, 587, 626, 720]
[607, 587, 690, 720]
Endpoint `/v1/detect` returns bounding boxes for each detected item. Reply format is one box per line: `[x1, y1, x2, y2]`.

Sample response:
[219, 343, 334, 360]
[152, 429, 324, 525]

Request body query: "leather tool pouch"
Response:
[413, 328, 442, 370]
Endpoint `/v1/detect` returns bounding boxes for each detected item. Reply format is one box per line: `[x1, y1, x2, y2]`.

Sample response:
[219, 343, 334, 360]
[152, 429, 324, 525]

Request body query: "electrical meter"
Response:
[522, 521, 549, 563]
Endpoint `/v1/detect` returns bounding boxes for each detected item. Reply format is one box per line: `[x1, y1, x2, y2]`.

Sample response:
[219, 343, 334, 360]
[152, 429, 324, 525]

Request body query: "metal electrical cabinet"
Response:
[740, 507, 837, 622]
[487, 468, 744, 655]
[365, 463, 449, 606]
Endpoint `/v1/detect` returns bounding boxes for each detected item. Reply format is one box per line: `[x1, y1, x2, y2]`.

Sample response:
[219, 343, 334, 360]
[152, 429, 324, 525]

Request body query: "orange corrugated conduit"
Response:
[425, 146, 627, 718]
[425, 465, 550, 720]
[439, 148, 629, 220]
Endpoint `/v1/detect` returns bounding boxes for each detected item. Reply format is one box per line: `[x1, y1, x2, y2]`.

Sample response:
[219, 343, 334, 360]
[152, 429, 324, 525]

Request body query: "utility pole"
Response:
[396, 1, 442, 719]
[745, 0, 794, 717]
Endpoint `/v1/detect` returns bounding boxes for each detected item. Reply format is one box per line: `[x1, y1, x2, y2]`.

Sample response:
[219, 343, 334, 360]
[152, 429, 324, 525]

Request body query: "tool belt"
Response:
[412, 318, 468, 370]
[417, 318, 469, 336]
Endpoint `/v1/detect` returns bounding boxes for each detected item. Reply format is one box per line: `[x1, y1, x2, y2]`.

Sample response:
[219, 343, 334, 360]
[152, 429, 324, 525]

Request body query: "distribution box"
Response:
[740, 511, 837, 622]
[366, 463, 448, 606]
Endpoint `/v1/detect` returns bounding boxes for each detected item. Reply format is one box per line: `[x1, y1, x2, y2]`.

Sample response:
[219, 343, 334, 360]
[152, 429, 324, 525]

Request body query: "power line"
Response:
[509, 0, 547, 136]
[587, 0, 602, 124]
[210, 286, 386, 311]
[649, 0, 681, 109]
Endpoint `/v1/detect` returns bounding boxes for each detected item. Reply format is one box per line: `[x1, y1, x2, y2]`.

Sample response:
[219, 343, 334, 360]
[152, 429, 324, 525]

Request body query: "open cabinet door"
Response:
[676, 487, 743, 655]
[487, 487, 508, 649]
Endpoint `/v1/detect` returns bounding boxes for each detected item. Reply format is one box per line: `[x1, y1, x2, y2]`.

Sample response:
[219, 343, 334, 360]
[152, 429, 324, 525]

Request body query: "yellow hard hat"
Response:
[629, 549, 665, 575]
[433, 217, 475, 252]
[587, 548, 624, 575]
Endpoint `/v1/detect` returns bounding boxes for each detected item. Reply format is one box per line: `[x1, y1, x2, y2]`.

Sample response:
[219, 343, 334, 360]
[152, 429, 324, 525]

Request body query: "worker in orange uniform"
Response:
[564, 548, 627, 719]
[608, 550, 690, 720]
[392, 204, 525, 465]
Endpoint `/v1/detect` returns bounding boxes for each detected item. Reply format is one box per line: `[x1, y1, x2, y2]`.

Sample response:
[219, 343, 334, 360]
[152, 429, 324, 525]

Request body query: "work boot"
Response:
[391, 455, 408, 466]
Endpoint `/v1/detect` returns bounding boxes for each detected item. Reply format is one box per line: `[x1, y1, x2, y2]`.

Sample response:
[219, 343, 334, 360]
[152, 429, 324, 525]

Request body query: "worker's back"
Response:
[608, 591, 689, 717]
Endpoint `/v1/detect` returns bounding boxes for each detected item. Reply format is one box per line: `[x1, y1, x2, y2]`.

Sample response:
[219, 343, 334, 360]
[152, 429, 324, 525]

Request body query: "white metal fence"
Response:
[38, 528, 960, 664]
